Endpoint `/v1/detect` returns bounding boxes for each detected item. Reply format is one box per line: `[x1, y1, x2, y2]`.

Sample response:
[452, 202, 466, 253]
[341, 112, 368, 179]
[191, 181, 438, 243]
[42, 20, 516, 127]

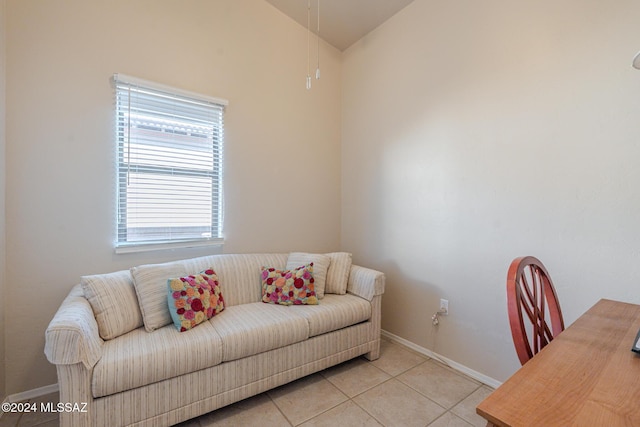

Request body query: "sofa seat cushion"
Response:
[211, 303, 309, 362]
[291, 294, 372, 337]
[92, 321, 222, 398]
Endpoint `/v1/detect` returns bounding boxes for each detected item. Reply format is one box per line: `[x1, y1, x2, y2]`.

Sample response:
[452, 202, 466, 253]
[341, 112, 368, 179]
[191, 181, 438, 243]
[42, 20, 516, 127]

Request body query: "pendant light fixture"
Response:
[306, 0, 320, 89]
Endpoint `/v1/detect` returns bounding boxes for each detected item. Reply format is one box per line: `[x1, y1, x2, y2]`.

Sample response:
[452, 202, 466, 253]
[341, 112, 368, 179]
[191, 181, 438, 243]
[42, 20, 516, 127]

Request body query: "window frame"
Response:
[113, 74, 228, 254]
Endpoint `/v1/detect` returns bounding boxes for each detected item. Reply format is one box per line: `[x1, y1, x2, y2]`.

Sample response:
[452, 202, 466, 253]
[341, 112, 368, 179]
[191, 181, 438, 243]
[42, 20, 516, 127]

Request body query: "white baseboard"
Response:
[4, 383, 59, 403]
[381, 329, 502, 389]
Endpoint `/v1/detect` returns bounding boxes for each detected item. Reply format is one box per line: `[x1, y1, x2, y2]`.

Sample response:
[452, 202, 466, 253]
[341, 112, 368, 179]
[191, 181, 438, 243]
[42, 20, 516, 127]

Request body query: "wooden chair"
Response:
[507, 256, 564, 365]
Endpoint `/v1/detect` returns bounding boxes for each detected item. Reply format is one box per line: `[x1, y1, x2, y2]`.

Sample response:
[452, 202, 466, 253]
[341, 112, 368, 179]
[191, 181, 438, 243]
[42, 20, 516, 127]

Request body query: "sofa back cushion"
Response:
[325, 252, 352, 295]
[203, 253, 288, 306]
[130, 254, 288, 332]
[131, 260, 188, 332]
[81, 270, 143, 340]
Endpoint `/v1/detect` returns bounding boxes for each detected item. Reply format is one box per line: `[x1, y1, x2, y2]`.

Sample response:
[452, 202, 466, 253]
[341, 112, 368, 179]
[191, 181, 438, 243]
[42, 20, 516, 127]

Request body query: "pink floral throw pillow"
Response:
[261, 263, 318, 306]
[167, 269, 225, 332]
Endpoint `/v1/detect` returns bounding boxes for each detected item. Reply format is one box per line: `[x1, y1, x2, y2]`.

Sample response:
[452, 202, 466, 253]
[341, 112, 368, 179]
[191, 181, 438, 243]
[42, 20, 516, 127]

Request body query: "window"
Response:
[113, 74, 227, 253]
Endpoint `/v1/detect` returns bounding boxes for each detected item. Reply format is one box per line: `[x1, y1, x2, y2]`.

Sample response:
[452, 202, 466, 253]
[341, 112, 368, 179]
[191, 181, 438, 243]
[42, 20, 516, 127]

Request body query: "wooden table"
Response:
[476, 299, 640, 427]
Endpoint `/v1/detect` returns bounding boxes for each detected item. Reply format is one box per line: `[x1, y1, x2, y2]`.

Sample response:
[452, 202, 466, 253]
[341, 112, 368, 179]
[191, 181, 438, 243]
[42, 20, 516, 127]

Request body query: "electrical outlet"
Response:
[439, 299, 449, 315]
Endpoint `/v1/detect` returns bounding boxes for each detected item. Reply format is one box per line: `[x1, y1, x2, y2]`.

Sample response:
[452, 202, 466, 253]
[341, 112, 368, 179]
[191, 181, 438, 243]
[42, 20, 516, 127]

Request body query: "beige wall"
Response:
[0, 0, 6, 401]
[8, 0, 640, 397]
[5, 0, 341, 394]
[342, 0, 640, 382]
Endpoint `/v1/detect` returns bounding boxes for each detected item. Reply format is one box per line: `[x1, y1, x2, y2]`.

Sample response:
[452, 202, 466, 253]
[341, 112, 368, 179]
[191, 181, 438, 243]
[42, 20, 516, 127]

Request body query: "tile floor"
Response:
[1, 339, 493, 427]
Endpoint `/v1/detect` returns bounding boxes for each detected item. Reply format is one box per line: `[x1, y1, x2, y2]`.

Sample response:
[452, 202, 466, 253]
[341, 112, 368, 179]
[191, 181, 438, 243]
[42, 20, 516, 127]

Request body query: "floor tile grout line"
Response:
[446, 383, 487, 426]
[345, 377, 469, 427]
[320, 358, 395, 399]
[307, 362, 422, 427]
[342, 371, 449, 427]
[268, 373, 351, 427]
[311, 372, 352, 423]
[426, 411, 474, 427]
[342, 355, 448, 426]
[396, 371, 481, 415]
[423, 357, 483, 386]
[265, 388, 296, 427]
[377, 353, 486, 427]
[347, 388, 388, 427]
[371, 358, 429, 378]
[266, 392, 294, 427]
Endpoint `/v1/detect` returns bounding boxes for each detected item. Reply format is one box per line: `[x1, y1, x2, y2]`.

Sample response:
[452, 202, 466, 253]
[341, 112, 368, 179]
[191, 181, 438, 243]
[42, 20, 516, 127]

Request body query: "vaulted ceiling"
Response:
[264, 0, 415, 51]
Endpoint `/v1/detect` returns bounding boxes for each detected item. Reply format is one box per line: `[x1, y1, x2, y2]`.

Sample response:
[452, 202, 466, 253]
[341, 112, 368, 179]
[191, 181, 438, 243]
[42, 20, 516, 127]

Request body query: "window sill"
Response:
[115, 238, 224, 254]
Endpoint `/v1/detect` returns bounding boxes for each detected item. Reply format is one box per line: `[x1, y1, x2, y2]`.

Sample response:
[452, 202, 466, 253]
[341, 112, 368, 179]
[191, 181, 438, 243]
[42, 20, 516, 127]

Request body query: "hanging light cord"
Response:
[316, 0, 320, 80]
[306, 0, 311, 90]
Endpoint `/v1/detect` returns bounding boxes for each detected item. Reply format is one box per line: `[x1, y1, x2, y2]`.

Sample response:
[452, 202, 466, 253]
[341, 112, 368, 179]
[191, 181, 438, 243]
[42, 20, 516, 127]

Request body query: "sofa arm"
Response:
[45, 284, 103, 369]
[347, 265, 385, 301]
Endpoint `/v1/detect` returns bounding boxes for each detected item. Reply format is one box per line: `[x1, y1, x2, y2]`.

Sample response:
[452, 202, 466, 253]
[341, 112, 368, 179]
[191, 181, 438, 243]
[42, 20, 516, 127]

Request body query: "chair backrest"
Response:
[507, 256, 564, 365]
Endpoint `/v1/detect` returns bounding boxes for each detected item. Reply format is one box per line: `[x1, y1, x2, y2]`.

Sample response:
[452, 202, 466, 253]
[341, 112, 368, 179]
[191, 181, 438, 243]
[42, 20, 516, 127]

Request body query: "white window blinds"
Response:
[113, 74, 227, 252]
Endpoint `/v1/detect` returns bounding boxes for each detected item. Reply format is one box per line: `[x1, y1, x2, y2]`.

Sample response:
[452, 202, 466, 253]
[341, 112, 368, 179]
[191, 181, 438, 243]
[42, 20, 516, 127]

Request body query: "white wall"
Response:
[0, 0, 6, 401]
[342, 0, 640, 382]
[5, 0, 341, 394]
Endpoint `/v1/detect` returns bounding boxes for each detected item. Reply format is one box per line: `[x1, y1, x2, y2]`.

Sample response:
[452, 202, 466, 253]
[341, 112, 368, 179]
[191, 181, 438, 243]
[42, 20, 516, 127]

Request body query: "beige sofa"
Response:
[44, 252, 385, 427]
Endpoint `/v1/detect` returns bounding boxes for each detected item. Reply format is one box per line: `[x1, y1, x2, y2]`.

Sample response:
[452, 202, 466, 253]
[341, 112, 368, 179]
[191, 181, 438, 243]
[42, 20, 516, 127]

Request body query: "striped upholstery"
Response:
[211, 302, 309, 361]
[57, 323, 375, 427]
[96, 254, 289, 335]
[291, 294, 371, 337]
[174, 253, 288, 307]
[366, 295, 383, 360]
[92, 321, 223, 397]
[130, 260, 188, 332]
[207, 253, 288, 306]
[168, 253, 289, 307]
[81, 270, 143, 340]
[45, 254, 385, 427]
[347, 264, 386, 301]
[325, 252, 352, 294]
[44, 285, 104, 369]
